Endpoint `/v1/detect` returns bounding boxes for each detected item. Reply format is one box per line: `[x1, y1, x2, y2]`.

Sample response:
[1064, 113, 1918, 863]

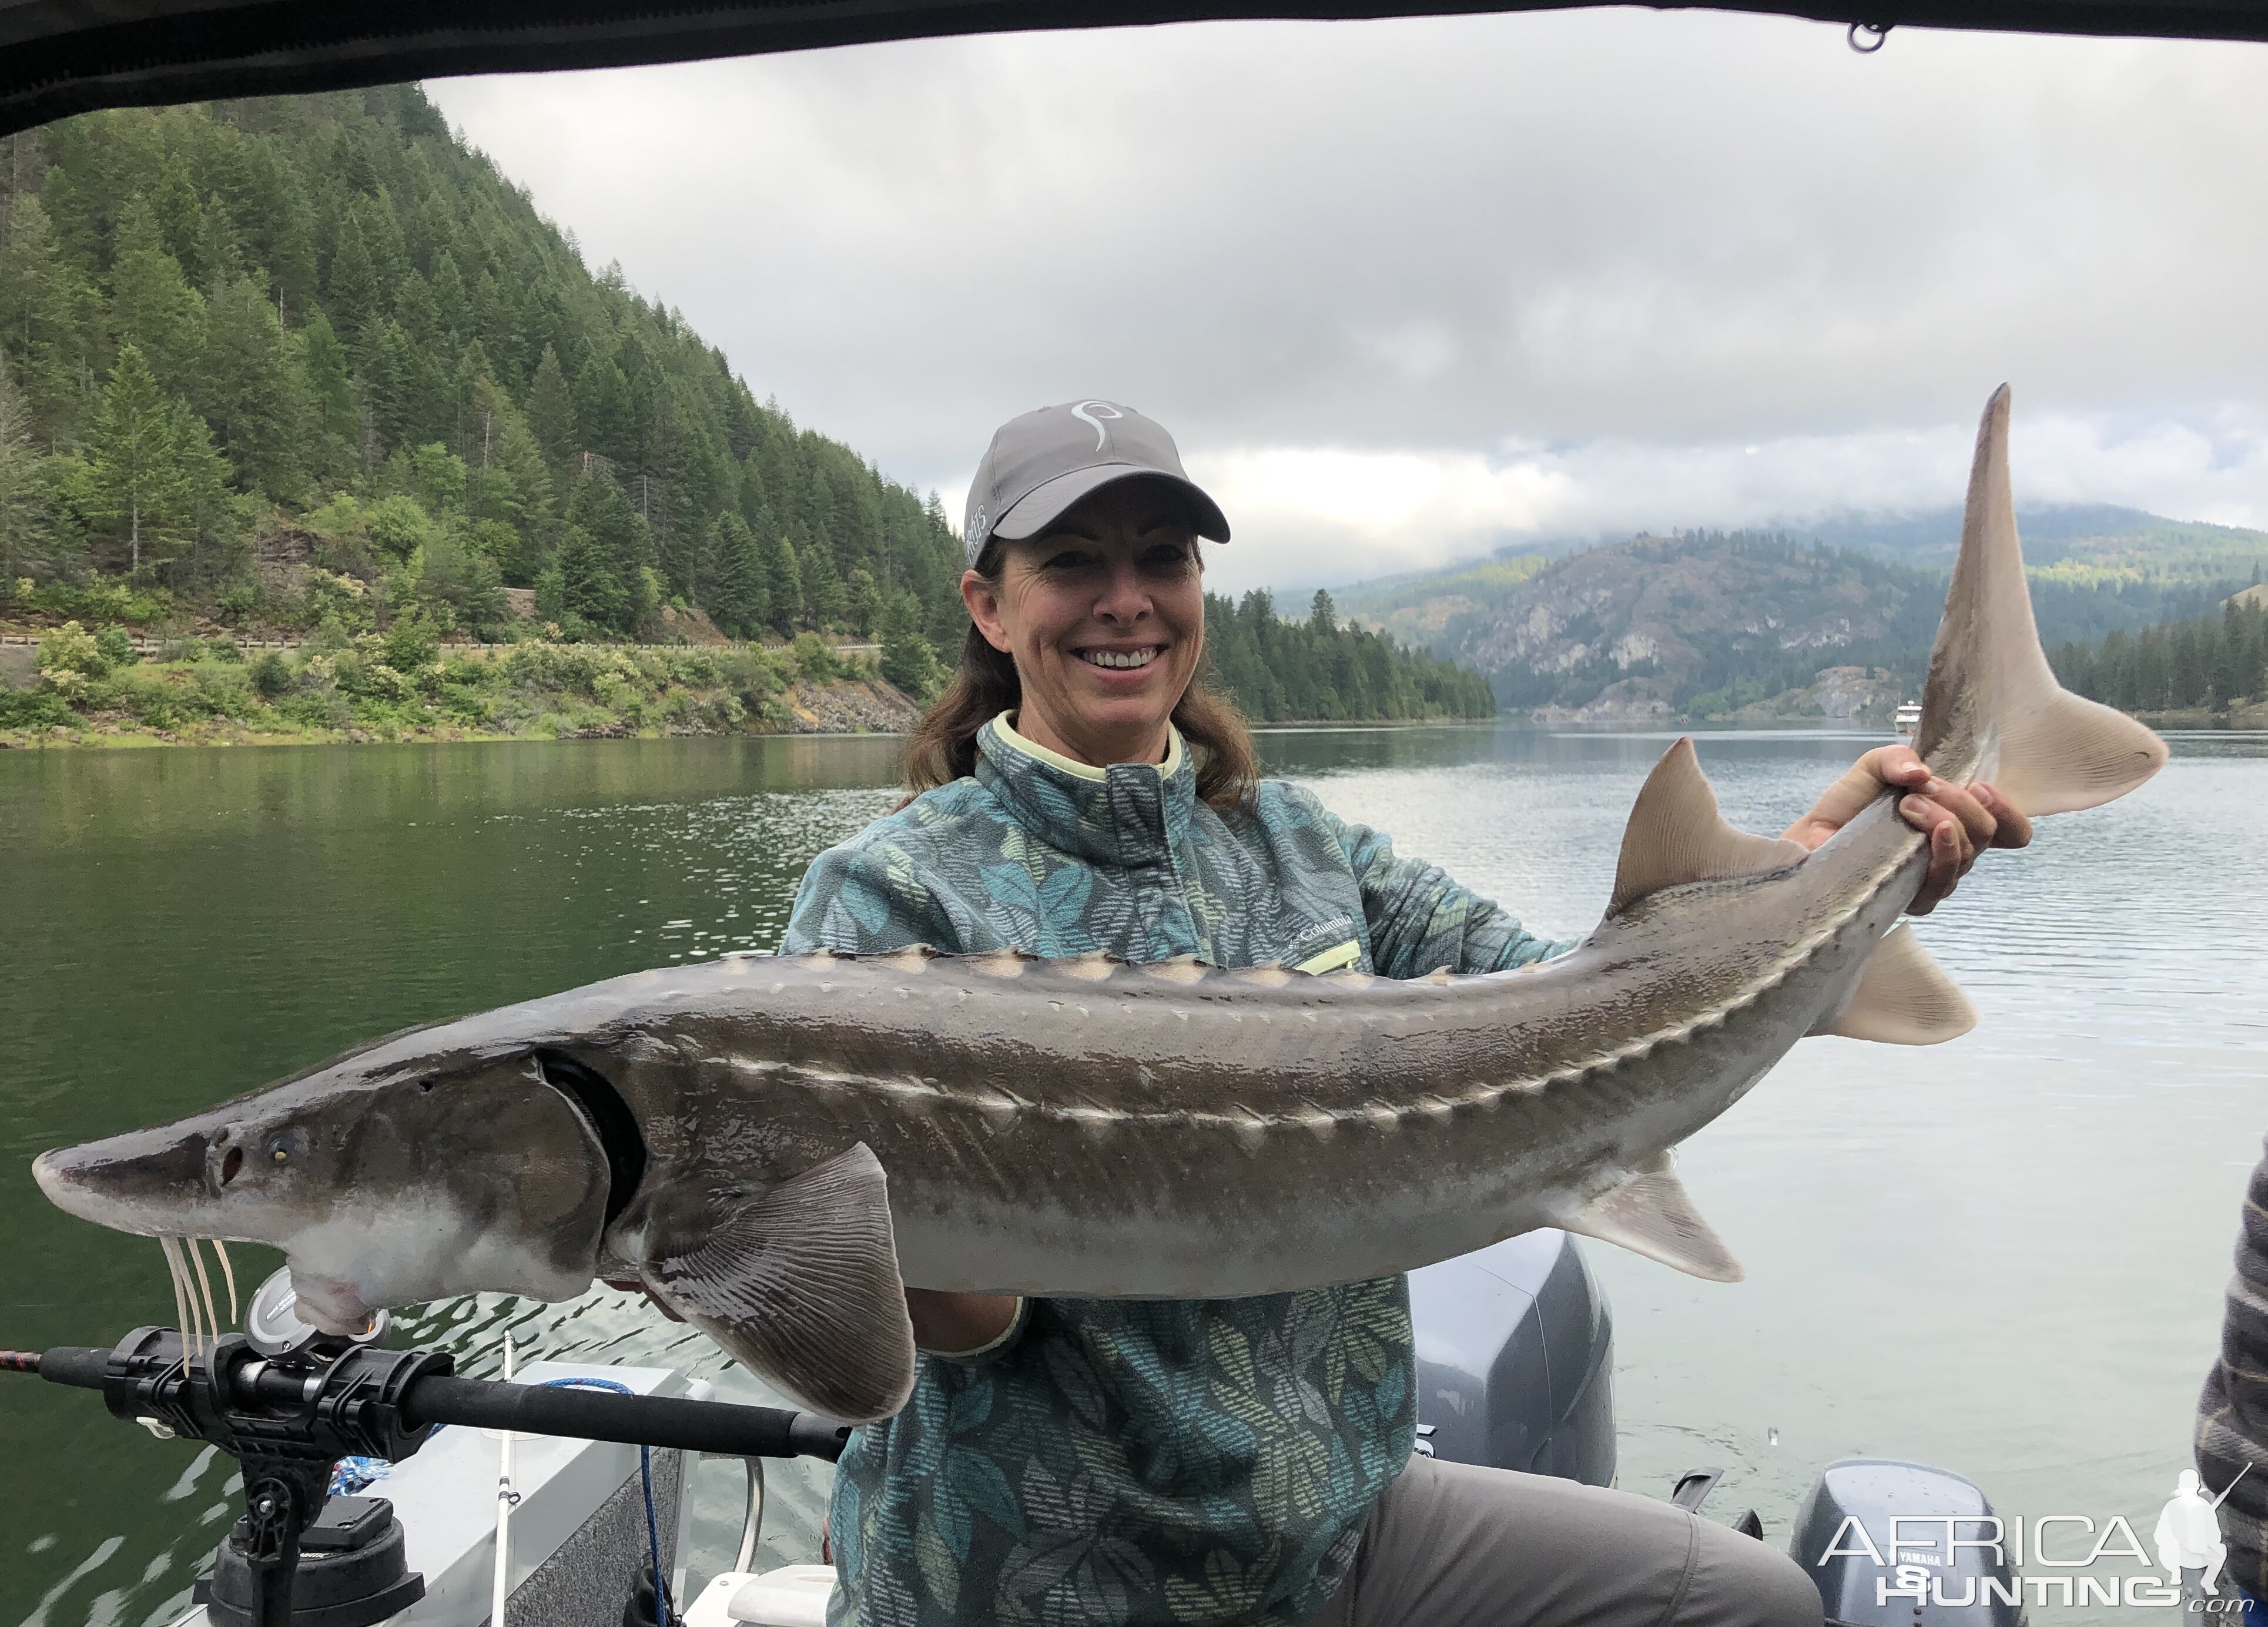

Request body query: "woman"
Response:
[778, 400, 2027, 1627]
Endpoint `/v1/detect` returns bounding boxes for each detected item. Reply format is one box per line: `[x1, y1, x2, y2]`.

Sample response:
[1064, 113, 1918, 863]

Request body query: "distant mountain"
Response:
[1318, 503, 2268, 721]
[1337, 527, 2252, 722]
[1465, 533, 1939, 721]
[1328, 554, 1552, 653]
[1330, 505, 2268, 658]
[1795, 504, 2268, 584]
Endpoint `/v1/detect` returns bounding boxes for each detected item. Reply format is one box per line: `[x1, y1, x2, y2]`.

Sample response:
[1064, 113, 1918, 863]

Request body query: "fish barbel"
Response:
[32, 388, 2168, 1422]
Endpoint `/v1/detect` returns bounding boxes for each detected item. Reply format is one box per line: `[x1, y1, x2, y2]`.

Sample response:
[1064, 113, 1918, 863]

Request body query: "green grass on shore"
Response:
[0, 623, 897, 748]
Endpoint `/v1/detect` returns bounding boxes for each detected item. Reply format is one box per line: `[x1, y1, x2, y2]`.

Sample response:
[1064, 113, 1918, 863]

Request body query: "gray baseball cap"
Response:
[963, 400, 1230, 568]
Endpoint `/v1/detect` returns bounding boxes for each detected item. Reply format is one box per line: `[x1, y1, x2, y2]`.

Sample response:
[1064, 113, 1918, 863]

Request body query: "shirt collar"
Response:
[975, 711, 1194, 865]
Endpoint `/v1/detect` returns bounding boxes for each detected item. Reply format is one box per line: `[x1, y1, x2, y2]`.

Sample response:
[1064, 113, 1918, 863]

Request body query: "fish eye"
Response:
[264, 1129, 310, 1166]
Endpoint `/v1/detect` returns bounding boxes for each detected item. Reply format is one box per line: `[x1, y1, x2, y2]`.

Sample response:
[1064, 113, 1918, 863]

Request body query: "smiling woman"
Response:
[900, 400, 1261, 809]
[766, 398, 1969, 1627]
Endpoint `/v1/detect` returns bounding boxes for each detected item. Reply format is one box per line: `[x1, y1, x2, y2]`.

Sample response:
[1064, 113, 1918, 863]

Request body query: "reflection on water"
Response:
[4, 727, 2262, 1625]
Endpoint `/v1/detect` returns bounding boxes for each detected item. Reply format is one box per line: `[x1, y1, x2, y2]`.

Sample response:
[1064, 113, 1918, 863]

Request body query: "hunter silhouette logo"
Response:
[2154, 1466, 2246, 1596]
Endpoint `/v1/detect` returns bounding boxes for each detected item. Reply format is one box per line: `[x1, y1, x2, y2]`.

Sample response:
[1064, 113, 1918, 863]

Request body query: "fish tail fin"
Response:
[1917, 386, 2168, 816]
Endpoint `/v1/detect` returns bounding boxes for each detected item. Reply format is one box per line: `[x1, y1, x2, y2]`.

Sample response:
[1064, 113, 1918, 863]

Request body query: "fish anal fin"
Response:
[641, 1143, 915, 1424]
[1607, 738, 1808, 919]
[1556, 1151, 1744, 1283]
[1811, 923, 1977, 1046]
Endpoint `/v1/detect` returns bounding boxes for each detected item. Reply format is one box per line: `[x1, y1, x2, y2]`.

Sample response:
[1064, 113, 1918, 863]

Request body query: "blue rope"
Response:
[542, 1377, 669, 1627]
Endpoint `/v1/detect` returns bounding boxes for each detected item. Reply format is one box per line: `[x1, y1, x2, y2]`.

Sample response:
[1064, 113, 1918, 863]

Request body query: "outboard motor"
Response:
[1790, 1458, 2021, 1626]
[1406, 1229, 1616, 1484]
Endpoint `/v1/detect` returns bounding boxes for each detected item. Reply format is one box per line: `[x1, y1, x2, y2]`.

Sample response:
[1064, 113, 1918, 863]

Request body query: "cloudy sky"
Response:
[426, 12, 2268, 593]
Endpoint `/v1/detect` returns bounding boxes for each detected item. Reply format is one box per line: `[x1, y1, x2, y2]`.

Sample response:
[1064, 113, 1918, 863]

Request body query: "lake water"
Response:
[4, 726, 2263, 1626]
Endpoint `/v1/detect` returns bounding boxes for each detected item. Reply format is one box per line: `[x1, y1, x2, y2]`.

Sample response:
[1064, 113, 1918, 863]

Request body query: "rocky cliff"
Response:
[1459, 533, 1936, 718]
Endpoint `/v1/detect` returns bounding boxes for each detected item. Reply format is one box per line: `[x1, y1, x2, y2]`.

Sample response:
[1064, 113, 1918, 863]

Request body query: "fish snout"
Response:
[32, 1125, 220, 1236]
[30, 1147, 75, 1207]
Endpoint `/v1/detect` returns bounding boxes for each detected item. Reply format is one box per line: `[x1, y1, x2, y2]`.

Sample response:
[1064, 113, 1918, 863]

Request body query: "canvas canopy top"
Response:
[1, 0, 2264, 140]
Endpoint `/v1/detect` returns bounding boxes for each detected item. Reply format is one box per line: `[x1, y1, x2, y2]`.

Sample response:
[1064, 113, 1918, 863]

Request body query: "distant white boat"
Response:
[1895, 701, 1922, 736]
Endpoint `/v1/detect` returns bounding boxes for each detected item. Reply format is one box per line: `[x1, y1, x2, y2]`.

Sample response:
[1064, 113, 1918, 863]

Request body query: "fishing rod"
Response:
[2, 1273, 852, 1627]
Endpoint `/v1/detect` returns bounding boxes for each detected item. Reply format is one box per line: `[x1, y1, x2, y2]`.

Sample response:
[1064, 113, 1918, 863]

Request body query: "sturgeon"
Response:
[32, 388, 2168, 1424]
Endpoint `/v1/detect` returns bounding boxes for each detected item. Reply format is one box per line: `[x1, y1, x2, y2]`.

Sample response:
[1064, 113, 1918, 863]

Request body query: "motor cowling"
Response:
[1789, 1458, 2019, 1626]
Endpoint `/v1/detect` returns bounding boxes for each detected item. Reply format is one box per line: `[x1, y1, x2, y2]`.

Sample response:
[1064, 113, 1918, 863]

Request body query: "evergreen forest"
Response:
[0, 86, 982, 671]
[0, 83, 1492, 733]
[1205, 589, 1495, 721]
[2050, 592, 2268, 716]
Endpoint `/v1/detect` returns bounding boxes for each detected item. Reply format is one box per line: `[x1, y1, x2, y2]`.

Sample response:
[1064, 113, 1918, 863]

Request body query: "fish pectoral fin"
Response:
[1809, 923, 1977, 1046]
[640, 1143, 916, 1424]
[1556, 1151, 1744, 1283]
[1606, 738, 1809, 919]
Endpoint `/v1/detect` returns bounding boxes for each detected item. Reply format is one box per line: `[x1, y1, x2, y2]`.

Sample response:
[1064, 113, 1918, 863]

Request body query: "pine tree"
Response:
[879, 590, 940, 698]
[109, 203, 206, 389]
[799, 531, 845, 627]
[738, 458, 777, 543]
[761, 529, 802, 632]
[430, 252, 470, 345]
[262, 169, 320, 323]
[554, 521, 622, 630]
[293, 310, 359, 478]
[0, 364, 45, 582]
[577, 354, 632, 467]
[149, 159, 204, 272]
[86, 343, 195, 572]
[197, 274, 304, 499]
[708, 511, 768, 637]
[527, 343, 576, 470]
[393, 267, 439, 350]
[324, 207, 381, 344]
[565, 471, 652, 634]
[195, 192, 244, 289]
[474, 384, 557, 584]
[844, 565, 877, 636]
[0, 194, 88, 444]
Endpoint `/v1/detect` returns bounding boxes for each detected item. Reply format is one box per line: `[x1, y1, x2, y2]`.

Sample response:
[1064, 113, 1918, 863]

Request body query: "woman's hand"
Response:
[1781, 745, 2032, 915]
[906, 1289, 1020, 1355]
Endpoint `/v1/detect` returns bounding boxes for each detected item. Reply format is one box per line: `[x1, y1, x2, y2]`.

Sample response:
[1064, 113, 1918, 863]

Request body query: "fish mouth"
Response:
[288, 1269, 379, 1335]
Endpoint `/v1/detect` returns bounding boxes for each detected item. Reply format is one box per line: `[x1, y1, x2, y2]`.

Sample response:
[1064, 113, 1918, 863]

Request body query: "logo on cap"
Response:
[1071, 400, 1124, 451]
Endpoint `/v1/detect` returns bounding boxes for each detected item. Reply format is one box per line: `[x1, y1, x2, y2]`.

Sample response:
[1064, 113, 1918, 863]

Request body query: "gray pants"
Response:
[1304, 1457, 1823, 1627]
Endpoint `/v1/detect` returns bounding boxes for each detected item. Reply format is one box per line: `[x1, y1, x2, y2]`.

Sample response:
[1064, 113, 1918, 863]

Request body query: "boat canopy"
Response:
[1, 0, 2264, 139]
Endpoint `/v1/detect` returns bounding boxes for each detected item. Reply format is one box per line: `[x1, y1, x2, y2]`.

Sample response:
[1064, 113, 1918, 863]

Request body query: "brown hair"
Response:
[899, 545, 1260, 814]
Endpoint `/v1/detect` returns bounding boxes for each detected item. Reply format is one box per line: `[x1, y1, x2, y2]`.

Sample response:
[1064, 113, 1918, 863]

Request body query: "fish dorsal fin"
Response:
[1555, 1151, 1744, 1283]
[640, 1143, 914, 1423]
[1607, 738, 1808, 919]
[1809, 923, 1977, 1046]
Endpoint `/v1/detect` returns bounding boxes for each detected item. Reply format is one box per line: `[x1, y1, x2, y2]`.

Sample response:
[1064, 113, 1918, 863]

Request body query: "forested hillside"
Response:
[0, 85, 970, 661]
[0, 83, 1491, 734]
[1204, 589, 1494, 722]
[1800, 503, 2268, 586]
[2050, 590, 2268, 717]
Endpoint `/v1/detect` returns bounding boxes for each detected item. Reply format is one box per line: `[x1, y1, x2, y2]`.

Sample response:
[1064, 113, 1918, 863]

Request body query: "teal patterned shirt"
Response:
[780, 714, 1562, 1627]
